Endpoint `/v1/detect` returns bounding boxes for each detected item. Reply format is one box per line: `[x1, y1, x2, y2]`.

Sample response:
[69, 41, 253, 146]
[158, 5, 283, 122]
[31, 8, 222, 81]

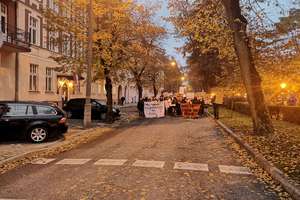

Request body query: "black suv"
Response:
[0, 102, 68, 143]
[63, 98, 120, 120]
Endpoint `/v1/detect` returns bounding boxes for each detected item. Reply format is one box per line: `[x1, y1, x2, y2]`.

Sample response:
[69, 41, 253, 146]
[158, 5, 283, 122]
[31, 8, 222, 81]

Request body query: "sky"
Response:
[137, 0, 187, 68]
[137, 0, 298, 69]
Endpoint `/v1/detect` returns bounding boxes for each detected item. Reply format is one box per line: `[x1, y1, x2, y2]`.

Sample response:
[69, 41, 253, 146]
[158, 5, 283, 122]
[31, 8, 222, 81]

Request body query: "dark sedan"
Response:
[0, 102, 68, 143]
[63, 98, 120, 120]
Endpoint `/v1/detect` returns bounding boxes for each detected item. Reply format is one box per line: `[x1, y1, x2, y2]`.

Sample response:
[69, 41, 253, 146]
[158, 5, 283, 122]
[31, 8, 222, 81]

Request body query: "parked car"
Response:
[63, 98, 120, 120]
[0, 102, 68, 143]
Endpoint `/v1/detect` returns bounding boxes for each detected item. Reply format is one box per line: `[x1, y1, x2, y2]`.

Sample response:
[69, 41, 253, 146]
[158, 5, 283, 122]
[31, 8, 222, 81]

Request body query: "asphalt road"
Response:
[0, 117, 279, 200]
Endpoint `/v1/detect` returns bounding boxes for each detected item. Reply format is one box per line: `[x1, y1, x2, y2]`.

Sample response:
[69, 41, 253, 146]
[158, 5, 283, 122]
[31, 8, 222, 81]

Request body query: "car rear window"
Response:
[36, 106, 57, 115]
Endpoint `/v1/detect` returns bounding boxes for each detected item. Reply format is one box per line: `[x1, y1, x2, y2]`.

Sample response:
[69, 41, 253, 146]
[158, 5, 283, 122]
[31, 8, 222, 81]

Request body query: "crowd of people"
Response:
[137, 95, 221, 119]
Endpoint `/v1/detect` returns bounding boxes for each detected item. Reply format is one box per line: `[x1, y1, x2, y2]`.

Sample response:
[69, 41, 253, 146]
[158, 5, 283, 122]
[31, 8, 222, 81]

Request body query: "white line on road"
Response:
[219, 165, 252, 175]
[174, 162, 209, 171]
[31, 158, 56, 165]
[56, 159, 91, 165]
[0, 198, 26, 200]
[94, 159, 128, 166]
[132, 160, 165, 168]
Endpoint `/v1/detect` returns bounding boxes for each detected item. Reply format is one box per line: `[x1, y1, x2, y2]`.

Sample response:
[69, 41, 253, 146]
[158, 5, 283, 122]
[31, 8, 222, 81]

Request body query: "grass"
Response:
[210, 107, 300, 185]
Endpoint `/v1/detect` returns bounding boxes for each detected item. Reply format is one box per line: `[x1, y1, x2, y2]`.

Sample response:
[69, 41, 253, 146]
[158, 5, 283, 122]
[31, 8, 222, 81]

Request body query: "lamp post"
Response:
[280, 82, 287, 105]
[84, 0, 93, 128]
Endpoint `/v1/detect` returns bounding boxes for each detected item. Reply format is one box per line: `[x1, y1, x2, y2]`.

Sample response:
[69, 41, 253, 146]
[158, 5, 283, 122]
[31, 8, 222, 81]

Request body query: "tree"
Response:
[93, 0, 137, 123]
[125, 5, 166, 100]
[44, 0, 167, 122]
[144, 49, 169, 97]
[169, 0, 274, 134]
[220, 0, 274, 134]
[187, 49, 223, 92]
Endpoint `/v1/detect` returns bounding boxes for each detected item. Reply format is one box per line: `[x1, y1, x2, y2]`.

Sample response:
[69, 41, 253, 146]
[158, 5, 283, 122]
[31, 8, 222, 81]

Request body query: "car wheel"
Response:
[28, 126, 48, 143]
[100, 113, 106, 120]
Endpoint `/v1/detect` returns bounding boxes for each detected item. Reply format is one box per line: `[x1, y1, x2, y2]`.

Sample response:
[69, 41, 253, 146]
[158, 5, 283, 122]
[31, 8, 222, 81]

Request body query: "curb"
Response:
[209, 113, 300, 200]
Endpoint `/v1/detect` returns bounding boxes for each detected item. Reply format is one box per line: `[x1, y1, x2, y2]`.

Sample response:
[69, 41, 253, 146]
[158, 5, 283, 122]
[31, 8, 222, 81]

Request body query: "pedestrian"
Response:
[164, 97, 171, 115]
[191, 97, 200, 104]
[137, 98, 144, 117]
[200, 98, 205, 116]
[121, 96, 125, 106]
[211, 94, 223, 119]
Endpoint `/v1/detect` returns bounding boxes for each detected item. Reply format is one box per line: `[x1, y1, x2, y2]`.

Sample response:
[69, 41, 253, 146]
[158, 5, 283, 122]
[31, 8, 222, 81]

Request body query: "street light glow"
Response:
[68, 82, 74, 88]
[171, 61, 176, 67]
[58, 80, 65, 87]
[280, 82, 287, 89]
[181, 76, 185, 81]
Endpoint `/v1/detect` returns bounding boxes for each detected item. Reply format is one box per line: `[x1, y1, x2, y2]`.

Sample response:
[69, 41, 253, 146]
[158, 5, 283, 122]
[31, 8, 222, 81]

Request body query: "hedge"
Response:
[224, 98, 300, 125]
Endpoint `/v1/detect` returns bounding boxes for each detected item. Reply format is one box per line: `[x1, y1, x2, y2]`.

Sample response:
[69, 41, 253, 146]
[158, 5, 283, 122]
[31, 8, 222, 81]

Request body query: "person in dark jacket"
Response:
[200, 98, 205, 116]
[120, 97, 125, 105]
[211, 95, 219, 119]
[137, 99, 144, 116]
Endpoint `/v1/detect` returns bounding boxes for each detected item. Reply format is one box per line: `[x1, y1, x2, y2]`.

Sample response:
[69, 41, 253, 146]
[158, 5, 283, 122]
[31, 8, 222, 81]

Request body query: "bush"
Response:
[226, 98, 300, 125]
[233, 102, 250, 115]
[223, 96, 247, 109]
[281, 106, 300, 124]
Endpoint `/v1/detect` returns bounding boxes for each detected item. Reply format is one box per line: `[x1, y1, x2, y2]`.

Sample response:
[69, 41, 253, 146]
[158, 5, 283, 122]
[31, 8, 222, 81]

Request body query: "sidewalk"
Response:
[0, 127, 82, 164]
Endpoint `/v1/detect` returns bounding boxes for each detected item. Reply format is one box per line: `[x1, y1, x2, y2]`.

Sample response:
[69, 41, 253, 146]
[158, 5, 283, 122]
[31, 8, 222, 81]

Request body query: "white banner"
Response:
[144, 101, 165, 118]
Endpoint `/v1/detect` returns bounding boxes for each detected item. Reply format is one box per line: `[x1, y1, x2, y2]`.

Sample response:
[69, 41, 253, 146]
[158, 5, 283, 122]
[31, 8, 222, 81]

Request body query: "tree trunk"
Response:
[104, 67, 114, 123]
[137, 79, 143, 100]
[222, 0, 274, 135]
[153, 79, 158, 97]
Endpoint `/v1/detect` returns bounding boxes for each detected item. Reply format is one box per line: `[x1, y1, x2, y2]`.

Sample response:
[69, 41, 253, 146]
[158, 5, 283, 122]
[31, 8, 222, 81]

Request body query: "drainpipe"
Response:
[14, 0, 19, 101]
[15, 53, 19, 101]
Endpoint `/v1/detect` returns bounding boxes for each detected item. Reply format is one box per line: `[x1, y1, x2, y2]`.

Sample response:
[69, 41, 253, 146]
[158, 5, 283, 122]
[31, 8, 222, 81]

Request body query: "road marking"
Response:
[219, 165, 252, 175]
[31, 158, 56, 165]
[132, 160, 165, 168]
[174, 162, 209, 171]
[56, 159, 91, 165]
[94, 159, 128, 166]
[0, 199, 26, 200]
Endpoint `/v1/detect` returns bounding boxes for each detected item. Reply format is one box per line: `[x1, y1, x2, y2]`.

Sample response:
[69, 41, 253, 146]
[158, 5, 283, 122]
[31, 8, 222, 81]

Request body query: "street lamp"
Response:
[170, 61, 176, 67]
[280, 82, 287, 89]
[181, 76, 185, 81]
[68, 82, 74, 88]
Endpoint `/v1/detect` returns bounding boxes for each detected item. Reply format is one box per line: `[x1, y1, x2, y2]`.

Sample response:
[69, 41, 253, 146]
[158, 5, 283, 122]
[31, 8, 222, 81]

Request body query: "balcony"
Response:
[0, 23, 31, 53]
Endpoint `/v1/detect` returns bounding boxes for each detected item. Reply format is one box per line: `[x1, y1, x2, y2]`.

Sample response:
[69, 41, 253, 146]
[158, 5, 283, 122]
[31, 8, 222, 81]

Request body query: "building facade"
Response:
[0, 0, 157, 104]
[0, 0, 31, 100]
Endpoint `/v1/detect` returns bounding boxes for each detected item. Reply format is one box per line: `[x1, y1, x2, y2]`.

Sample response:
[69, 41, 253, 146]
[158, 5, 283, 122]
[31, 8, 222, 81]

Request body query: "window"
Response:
[48, 31, 58, 52]
[62, 34, 70, 56]
[48, 0, 59, 12]
[36, 106, 57, 115]
[29, 64, 39, 91]
[0, 3, 7, 35]
[45, 68, 53, 92]
[29, 16, 39, 45]
[4, 104, 34, 116]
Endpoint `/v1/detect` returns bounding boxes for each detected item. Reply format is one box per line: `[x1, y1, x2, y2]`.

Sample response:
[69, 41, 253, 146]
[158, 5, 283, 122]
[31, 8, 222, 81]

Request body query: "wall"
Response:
[0, 52, 16, 100]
